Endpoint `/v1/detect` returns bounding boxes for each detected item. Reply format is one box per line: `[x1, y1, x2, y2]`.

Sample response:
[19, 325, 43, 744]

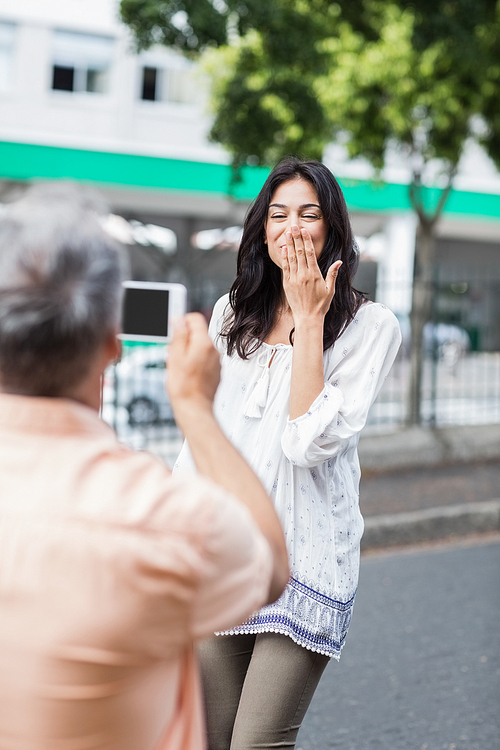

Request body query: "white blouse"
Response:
[174, 294, 401, 659]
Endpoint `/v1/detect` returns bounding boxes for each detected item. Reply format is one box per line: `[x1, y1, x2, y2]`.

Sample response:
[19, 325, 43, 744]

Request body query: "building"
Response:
[1, 0, 500, 341]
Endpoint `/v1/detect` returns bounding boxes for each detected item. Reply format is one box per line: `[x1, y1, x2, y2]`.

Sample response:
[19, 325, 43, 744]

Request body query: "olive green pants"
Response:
[198, 632, 330, 750]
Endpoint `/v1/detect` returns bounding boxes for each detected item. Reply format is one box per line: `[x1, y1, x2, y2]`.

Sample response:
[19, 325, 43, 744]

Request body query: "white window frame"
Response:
[51, 29, 114, 95]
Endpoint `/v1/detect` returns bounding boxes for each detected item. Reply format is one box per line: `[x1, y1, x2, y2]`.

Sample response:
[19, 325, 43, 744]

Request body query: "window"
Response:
[141, 66, 158, 101]
[51, 30, 114, 94]
[52, 65, 74, 91]
[0, 22, 15, 92]
[139, 59, 200, 105]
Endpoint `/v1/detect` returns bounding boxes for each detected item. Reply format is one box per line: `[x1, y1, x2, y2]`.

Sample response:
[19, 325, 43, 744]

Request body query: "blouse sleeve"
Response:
[281, 304, 401, 468]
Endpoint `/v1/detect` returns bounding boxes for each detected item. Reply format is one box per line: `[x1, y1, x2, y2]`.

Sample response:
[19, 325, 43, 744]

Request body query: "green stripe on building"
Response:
[1, 140, 499, 221]
[0, 140, 267, 201]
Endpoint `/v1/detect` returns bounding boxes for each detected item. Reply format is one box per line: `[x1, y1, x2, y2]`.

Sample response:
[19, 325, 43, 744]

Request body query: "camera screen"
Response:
[122, 287, 169, 337]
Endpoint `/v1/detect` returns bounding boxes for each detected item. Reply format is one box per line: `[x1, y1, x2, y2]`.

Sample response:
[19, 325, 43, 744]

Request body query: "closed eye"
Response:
[269, 213, 321, 220]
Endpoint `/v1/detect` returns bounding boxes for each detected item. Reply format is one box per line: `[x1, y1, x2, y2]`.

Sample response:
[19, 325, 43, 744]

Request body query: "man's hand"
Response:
[167, 313, 289, 605]
[166, 313, 221, 416]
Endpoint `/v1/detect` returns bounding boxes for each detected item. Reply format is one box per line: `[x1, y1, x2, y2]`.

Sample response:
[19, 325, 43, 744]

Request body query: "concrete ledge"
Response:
[359, 427, 443, 472]
[437, 423, 500, 462]
[361, 499, 500, 551]
[359, 424, 500, 473]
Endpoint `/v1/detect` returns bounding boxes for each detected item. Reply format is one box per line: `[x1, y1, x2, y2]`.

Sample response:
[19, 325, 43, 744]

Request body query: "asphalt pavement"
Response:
[297, 536, 500, 750]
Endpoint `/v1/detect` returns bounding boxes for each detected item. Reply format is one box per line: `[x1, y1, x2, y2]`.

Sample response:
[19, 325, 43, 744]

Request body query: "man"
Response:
[0, 185, 289, 749]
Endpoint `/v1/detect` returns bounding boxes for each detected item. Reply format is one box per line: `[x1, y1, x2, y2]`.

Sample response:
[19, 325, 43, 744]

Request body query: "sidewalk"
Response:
[358, 424, 500, 550]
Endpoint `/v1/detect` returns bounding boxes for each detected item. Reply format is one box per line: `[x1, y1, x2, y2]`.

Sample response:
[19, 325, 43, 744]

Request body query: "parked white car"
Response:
[103, 345, 174, 427]
[396, 315, 471, 364]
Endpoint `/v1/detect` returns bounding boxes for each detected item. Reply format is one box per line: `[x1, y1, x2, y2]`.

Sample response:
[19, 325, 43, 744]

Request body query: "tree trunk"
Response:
[406, 218, 436, 425]
[406, 168, 455, 426]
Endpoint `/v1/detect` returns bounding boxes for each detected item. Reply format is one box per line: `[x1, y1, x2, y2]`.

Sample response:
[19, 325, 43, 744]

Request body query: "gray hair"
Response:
[0, 182, 127, 396]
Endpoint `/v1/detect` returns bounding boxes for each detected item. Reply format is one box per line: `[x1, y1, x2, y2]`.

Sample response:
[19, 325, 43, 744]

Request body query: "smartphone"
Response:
[120, 281, 187, 343]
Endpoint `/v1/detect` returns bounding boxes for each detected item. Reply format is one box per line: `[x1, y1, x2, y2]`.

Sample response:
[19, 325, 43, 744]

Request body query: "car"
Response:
[103, 345, 175, 427]
[395, 314, 471, 365]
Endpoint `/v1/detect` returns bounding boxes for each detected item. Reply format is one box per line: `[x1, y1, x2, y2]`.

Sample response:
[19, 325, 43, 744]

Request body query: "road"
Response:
[297, 537, 500, 750]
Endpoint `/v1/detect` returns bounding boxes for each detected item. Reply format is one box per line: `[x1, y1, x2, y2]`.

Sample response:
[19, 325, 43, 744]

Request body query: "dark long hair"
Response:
[222, 157, 366, 358]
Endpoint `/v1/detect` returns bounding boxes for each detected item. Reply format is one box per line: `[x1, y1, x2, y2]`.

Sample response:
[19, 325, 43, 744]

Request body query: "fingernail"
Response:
[286, 231, 292, 240]
[301, 228, 307, 236]
[291, 225, 299, 233]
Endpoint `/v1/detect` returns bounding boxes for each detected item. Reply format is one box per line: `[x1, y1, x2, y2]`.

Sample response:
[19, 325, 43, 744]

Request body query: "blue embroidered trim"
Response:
[242, 612, 349, 653]
[218, 576, 356, 658]
[286, 576, 355, 611]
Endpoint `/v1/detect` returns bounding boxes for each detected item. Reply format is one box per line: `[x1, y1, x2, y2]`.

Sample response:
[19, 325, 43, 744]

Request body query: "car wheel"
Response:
[127, 397, 159, 426]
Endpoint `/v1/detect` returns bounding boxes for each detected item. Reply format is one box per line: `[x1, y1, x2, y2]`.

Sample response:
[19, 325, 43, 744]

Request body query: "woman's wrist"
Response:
[292, 314, 325, 336]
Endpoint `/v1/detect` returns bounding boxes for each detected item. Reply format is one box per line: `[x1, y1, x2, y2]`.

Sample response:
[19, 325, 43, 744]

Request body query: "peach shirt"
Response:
[0, 393, 272, 750]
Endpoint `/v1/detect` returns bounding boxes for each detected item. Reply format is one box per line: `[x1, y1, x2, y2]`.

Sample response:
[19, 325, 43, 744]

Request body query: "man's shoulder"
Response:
[78, 443, 217, 530]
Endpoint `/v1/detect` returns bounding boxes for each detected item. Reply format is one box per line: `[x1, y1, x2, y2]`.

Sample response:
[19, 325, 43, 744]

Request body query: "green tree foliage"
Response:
[120, 0, 499, 175]
[120, 0, 376, 54]
[120, 0, 500, 423]
[120, 0, 372, 169]
[313, 1, 500, 423]
[401, 0, 500, 167]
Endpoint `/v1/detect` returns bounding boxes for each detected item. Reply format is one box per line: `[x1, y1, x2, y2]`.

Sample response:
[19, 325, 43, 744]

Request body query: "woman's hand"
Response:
[281, 225, 342, 322]
[281, 226, 342, 419]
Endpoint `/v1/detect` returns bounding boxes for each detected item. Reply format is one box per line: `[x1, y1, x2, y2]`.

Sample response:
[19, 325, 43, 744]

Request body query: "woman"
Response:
[174, 157, 401, 749]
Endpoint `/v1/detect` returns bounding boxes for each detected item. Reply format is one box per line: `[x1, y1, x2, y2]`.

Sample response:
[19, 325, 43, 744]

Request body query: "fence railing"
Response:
[102, 266, 500, 460]
[366, 350, 500, 433]
[102, 345, 500, 461]
[366, 263, 500, 431]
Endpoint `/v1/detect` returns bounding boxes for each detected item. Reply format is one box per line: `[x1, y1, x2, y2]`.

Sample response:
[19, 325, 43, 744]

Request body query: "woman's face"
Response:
[265, 178, 328, 269]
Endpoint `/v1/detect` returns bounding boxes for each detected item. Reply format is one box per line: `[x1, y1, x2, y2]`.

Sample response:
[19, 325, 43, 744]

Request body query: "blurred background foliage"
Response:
[120, 0, 500, 177]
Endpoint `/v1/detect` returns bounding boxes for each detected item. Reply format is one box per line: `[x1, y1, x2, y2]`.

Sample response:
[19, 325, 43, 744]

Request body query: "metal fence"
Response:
[366, 349, 500, 433]
[366, 263, 500, 432]
[102, 342, 183, 465]
[102, 264, 500, 461]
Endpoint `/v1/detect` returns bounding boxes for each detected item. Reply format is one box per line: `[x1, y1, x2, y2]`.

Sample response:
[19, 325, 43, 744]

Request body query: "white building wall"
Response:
[377, 214, 417, 315]
[2, 0, 499, 264]
[0, 0, 227, 162]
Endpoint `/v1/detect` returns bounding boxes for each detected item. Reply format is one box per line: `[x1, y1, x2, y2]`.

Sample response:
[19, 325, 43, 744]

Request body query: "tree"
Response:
[120, 0, 371, 169]
[120, 0, 500, 424]
[314, 1, 500, 423]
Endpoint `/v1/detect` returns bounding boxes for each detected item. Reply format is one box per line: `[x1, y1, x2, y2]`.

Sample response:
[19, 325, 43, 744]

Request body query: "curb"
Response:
[358, 424, 500, 474]
[361, 499, 500, 551]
